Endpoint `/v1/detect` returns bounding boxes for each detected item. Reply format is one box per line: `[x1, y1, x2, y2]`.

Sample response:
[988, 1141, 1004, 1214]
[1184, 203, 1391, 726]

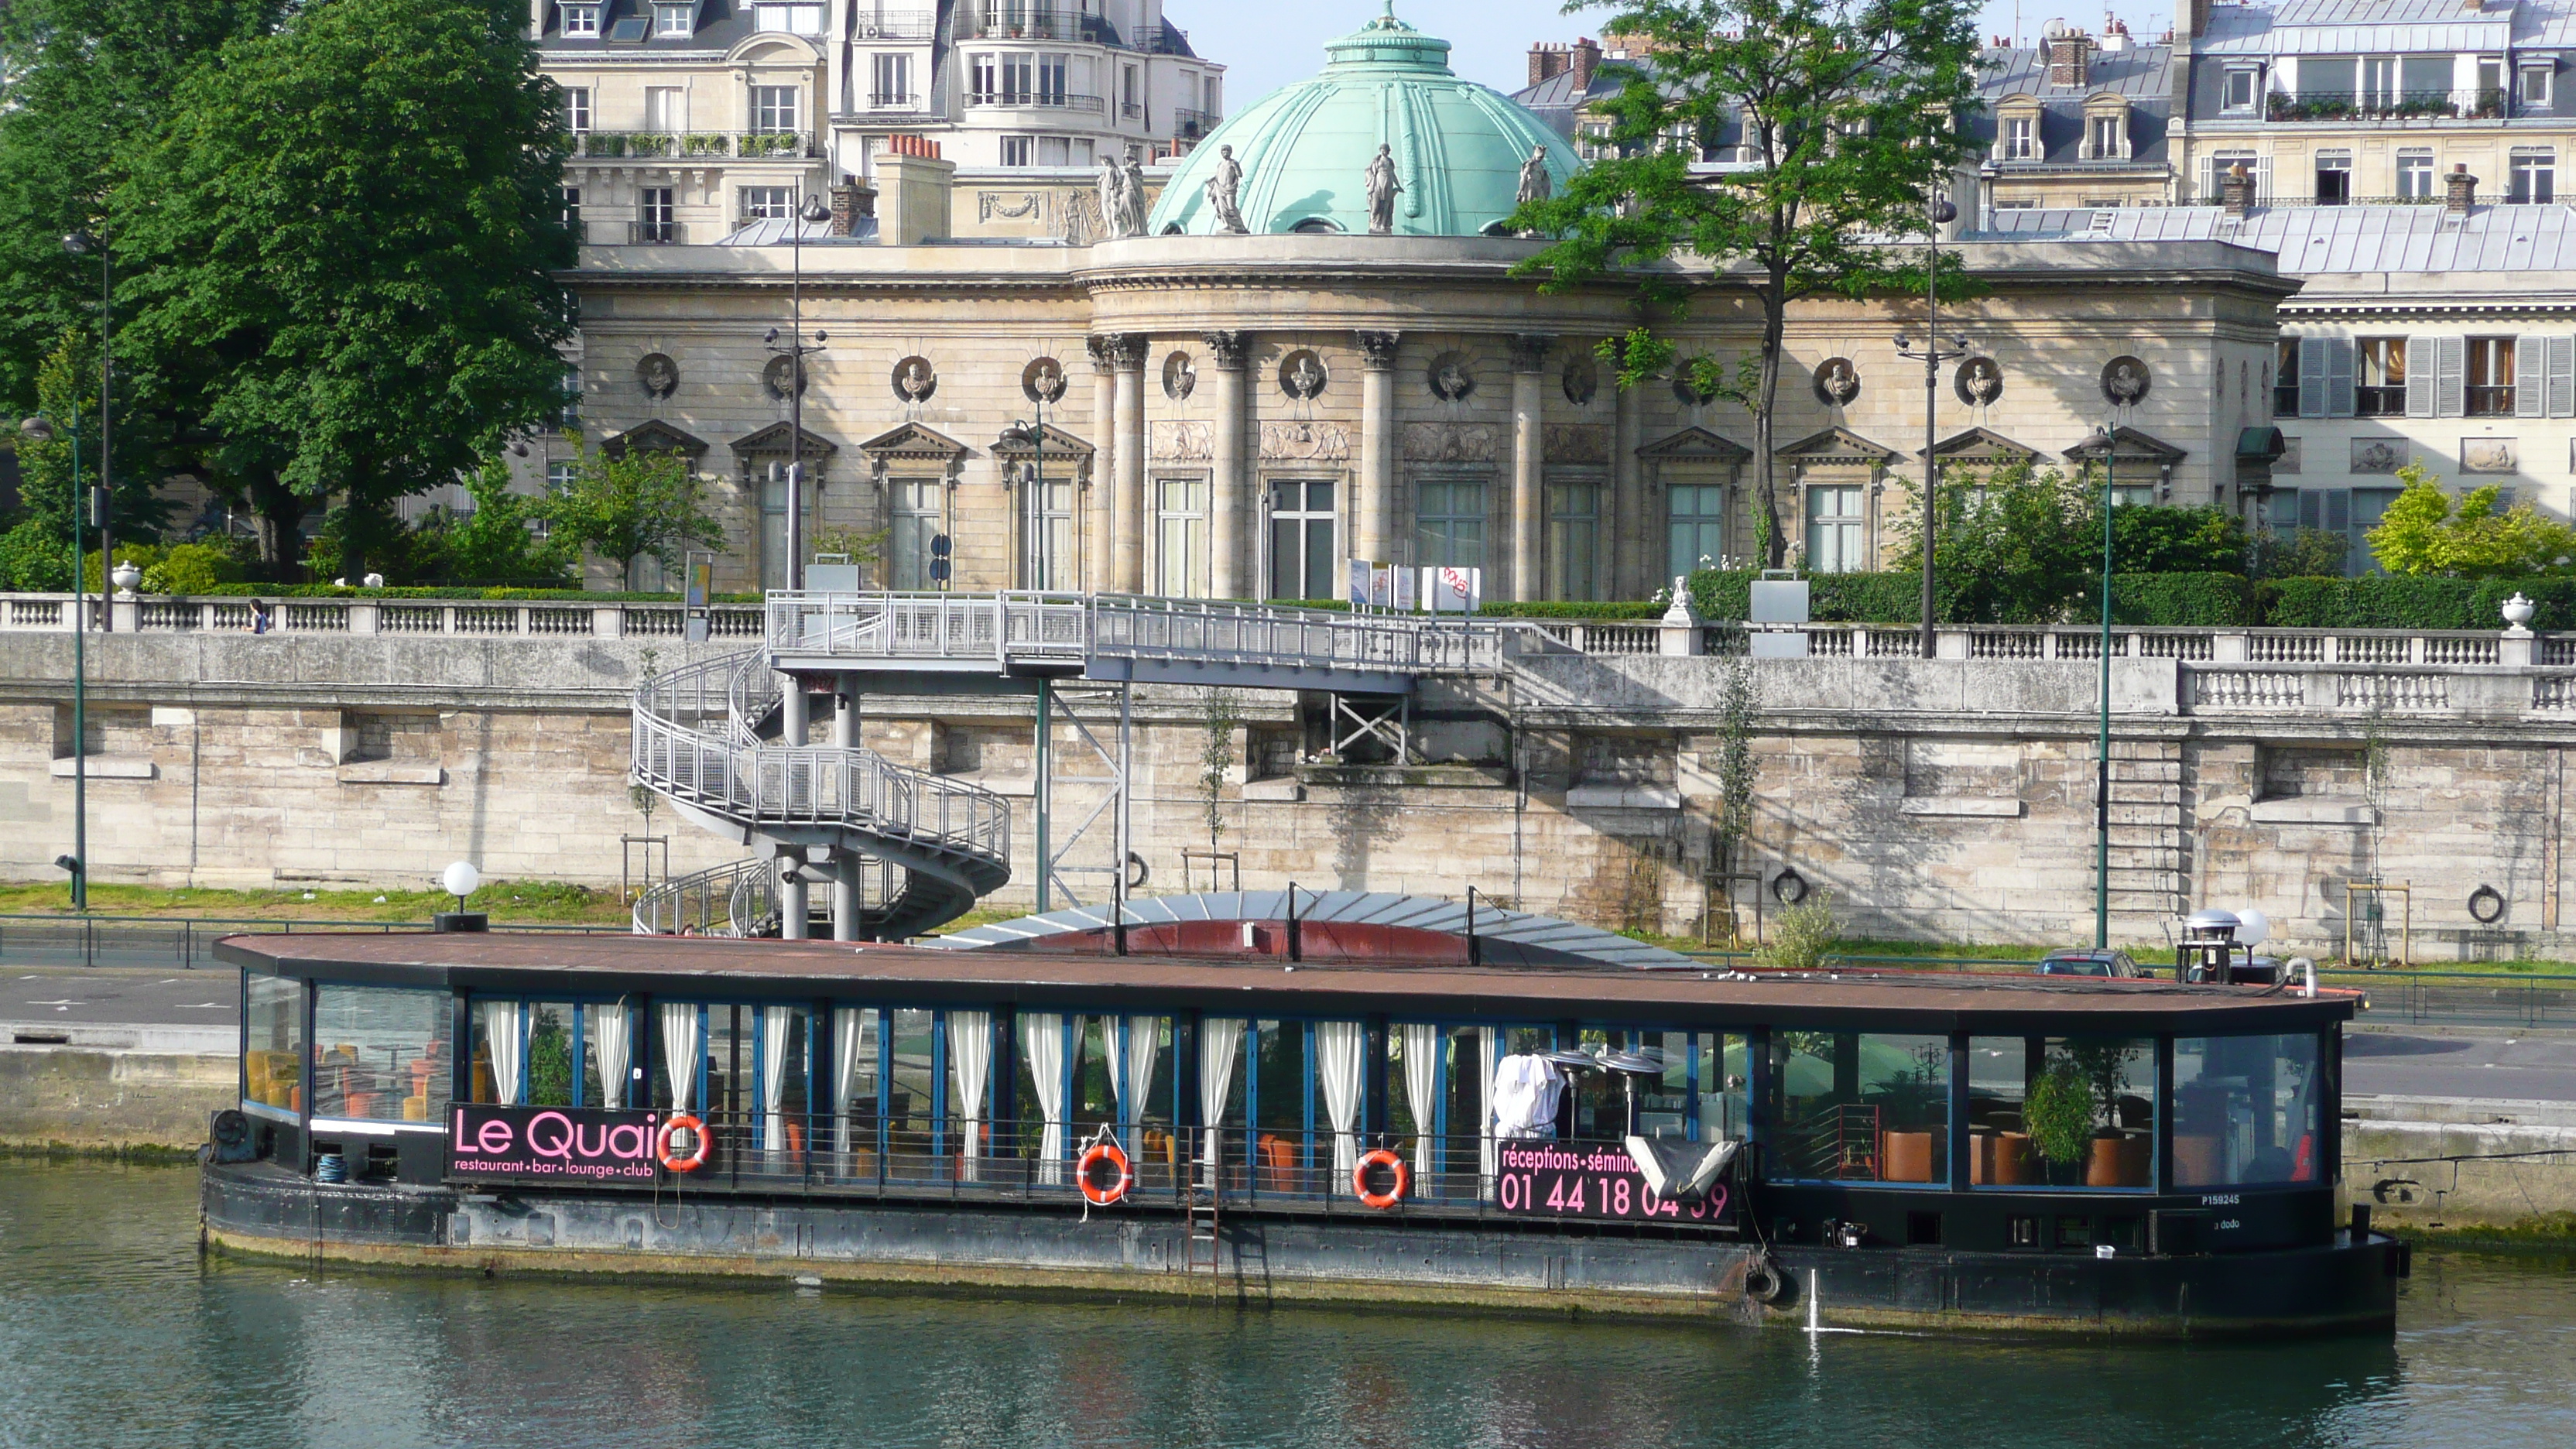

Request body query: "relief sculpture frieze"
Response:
[1259, 420, 1350, 464]
[1543, 424, 1611, 464]
[1401, 423, 1497, 464]
[1152, 420, 1214, 462]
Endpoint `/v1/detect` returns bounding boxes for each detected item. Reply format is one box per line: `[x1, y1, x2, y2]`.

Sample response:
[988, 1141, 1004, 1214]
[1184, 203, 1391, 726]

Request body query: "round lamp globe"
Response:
[440, 862, 482, 899]
[2235, 908, 2271, 947]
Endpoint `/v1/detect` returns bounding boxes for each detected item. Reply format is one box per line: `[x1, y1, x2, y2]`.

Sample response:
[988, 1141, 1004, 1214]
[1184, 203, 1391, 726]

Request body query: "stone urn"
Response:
[110, 559, 142, 599]
[2503, 592, 2537, 635]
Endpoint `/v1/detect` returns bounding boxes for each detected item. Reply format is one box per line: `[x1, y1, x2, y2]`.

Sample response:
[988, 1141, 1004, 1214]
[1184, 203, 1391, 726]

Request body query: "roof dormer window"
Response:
[754, 2, 825, 36]
[560, 3, 601, 37]
[2222, 66, 2258, 112]
[654, 2, 695, 37]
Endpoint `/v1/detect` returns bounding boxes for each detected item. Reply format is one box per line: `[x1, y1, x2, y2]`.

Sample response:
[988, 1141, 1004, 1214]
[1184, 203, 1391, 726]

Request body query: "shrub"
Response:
[2078, 573, 2257, 627]
[2023, 1058, 2097, 1166]
[0, 521, 71, 591]
[1765, 894, 1838, 972]
[145, 542, 248, 595]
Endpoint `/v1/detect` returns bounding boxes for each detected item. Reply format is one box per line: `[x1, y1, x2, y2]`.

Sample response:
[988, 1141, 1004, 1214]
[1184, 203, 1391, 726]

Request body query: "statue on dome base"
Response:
[1365, 143, 1403, 235]
[1517, 146, 1552, 207]
[1206, 145, 1249, 235]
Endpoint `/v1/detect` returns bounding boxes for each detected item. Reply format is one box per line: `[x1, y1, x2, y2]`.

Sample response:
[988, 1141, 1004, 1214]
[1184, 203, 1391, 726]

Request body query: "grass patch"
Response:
[0, 878, 632, 925]
[0, 1142, 202, 1165]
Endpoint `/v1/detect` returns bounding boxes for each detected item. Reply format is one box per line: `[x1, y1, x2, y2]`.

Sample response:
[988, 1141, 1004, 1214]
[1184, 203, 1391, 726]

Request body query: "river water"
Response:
[5, 1163, 2574, 1449]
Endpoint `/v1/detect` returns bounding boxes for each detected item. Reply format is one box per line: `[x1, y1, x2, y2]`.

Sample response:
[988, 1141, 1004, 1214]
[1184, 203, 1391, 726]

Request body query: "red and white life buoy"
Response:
[1077, 1141, 1132, 1205]
[1353, 1148, 1410, 1209]
[656, 1113, 711, 1173]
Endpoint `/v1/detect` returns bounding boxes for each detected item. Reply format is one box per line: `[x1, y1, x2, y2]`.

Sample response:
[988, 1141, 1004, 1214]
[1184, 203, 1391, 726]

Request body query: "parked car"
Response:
[2035, 948, 2152, 979]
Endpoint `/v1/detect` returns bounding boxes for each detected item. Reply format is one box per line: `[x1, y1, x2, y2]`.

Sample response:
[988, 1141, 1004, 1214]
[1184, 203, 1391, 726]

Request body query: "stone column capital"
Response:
[1356, 331, 1403, 372]
[1204, 330, 1252, 371]
[1096, 332, 1150, 372]
[1086, 334, 1118, 375]
[1509, 334, 1555, 374]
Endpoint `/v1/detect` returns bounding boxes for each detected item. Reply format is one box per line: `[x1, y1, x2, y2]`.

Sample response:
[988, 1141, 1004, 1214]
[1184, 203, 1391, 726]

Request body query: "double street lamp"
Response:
[1893, 192, 1964, 662]
[764, 193, 834, 591]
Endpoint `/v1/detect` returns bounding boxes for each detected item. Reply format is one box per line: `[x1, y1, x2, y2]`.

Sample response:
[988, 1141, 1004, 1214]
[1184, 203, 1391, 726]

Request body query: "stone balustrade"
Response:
[0, 593, 766, 641]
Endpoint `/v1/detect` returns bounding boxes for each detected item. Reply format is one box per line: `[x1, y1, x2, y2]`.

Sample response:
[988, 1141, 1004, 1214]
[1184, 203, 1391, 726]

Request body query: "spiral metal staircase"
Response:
[630, 649, 1012, 940]
[631, 591, 1509, 941]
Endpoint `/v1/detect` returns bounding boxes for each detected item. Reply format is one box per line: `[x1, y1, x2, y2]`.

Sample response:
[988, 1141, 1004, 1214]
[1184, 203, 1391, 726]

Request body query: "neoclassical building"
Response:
[564, 9, 2295, 598]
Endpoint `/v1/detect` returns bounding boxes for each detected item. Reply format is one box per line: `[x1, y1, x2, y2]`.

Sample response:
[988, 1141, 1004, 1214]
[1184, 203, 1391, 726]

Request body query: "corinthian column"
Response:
[1509, 334, 1552, 602]
[1108, 333, 1149, 593]
[1207, 330, 1251, 598]
[1614, 373, 1644, 598]
[1085, 337, 1117, 591]
[1355, 330, 1403, 567]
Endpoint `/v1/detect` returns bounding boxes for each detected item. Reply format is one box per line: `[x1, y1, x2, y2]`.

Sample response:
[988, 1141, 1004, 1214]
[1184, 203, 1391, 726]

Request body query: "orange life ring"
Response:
[1077, 1141, 1132, 1205]
[1353, 1148, 1410, 1209]
[656, 1113, 711, 1173]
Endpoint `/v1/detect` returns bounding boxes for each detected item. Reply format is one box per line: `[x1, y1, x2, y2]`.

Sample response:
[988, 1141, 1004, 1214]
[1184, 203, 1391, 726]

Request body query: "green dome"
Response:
[1145, 4, 1581, 238]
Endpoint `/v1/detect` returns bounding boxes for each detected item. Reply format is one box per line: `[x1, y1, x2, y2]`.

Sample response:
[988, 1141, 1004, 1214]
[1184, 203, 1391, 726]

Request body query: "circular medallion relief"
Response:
[1812, 357, 1860, 407]
[638, 353, 679, 399]
[1279, 349, 1329, 402]
[1163, 351, 1197, 402]
[1023, 356, 1067, 406]
[762, 355, 807, 400]
[2102, 355, 2151, 406]
[1954, 356, 2003, 408]
[1562, 358, 1599, 407]
[892, 356, 938, 405]
[1427, 351, 1476, 402]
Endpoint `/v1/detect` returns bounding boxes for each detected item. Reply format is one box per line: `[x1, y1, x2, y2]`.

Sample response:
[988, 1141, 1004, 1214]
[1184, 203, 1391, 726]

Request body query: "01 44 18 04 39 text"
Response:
[1494, 1141, 1732, 1225]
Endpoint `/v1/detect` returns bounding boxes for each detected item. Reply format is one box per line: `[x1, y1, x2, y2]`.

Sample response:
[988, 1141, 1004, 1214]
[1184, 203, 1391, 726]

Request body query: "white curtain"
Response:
[950, 1011, 994, 1181]
[481, 1000, 525, 1105]
[760, 1007, 793, 1151]
[1477, 1026, 1499, 1195]
[659, 1002, 700, 1113]
[1022, 1012, 1071, 1185]
[592, 1003, 632, 1109]
[832, 1007, 871, 1154]
[1402, 1023, 1440, 1180]
[1115, 1016, 1163, 1135]
[1316, 1020, 1365, 1175]
[1198, 1017, 1243, 1184]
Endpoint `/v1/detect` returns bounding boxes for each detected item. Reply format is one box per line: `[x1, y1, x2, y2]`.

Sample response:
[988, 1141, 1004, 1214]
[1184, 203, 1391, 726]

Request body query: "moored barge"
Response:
[202, 893, 2399, 1334]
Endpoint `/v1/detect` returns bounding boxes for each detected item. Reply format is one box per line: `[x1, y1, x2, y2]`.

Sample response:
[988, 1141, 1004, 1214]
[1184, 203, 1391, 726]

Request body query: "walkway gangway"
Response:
[765, 591, 1506, 693]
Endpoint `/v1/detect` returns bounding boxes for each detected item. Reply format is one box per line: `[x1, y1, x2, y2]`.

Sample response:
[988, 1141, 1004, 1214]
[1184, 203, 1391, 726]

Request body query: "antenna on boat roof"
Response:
[1466, 886, 1482, 968]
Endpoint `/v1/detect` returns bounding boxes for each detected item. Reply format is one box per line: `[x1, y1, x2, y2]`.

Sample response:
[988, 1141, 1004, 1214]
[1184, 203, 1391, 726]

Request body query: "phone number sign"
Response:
[1495, 1141, 1732, 1225]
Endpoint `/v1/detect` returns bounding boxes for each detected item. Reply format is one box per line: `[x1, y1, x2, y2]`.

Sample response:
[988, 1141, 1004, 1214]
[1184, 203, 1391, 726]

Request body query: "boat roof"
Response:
[215, 933, 2357, 1034]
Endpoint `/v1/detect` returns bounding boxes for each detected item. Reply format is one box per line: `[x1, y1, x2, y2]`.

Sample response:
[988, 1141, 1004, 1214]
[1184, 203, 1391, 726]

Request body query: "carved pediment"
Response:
[1776, 426, 1897, 464]
[850, 422, 963, 461]
[601, 419, 709, 461]
[1638, 426, 1751, 463]
[732, 422, 841, 460]
[1920, 426, 2039, 464]
[992, 422, 1094, 459]
[2062, 424, 2187, 467]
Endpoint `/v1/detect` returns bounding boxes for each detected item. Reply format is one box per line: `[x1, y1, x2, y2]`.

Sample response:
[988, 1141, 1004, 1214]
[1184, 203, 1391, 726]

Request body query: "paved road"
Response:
[2345, 1029, 2576, 1105]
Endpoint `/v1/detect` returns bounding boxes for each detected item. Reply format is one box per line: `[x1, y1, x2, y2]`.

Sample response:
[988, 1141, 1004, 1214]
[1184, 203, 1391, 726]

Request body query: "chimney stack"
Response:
[1527, 43, 1568, 88]
[2447, 163, 2480, 214]
[2186, 0, 2212, 38]
[2220, 163, 2256, 218]
[2047, 29, 2094, 86]
[830, 175, 876, 237]
[1571, 37, 1603, 92]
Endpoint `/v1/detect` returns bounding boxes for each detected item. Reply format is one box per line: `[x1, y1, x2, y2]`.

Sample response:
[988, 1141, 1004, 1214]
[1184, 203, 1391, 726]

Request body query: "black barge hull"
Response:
[200, 1160, 2400, 1336]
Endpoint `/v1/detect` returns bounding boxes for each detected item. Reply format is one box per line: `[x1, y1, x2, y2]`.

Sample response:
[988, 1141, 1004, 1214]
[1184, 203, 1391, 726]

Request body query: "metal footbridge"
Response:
[632, 592, 1505, 940]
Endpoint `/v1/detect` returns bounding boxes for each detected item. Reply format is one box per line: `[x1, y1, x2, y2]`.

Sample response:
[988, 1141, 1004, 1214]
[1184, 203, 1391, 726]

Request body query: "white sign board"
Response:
[1421, 566, 1482, 614]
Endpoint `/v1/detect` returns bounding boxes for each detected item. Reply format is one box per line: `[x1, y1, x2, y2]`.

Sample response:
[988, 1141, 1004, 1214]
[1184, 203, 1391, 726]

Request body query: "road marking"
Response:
[24, 1000, 84, 1007]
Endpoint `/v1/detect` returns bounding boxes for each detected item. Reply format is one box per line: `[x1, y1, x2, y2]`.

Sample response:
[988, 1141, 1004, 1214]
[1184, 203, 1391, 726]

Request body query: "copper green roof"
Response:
[1145, 3, 1581, 238]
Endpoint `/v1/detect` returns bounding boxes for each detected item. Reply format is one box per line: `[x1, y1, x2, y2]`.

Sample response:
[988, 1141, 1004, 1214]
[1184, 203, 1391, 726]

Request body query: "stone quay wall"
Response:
[1, 624, 2572, 958]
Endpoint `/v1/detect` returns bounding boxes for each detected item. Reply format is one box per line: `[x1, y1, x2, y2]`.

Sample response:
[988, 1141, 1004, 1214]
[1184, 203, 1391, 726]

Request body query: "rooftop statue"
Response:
[1517, 146, 1552, 207]
[1098, 156, 1135, 240]
[1205, 145, 1249, 235]
[1365, 143, 1403, 235]
[1120, 152, 1150, 238]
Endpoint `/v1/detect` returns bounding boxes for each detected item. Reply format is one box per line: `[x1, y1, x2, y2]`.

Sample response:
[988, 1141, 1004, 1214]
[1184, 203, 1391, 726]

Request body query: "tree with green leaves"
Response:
[546, 443, 724, 587]
[1511, 0, 1985, 565]
[406, 457, 578, 587]
[108, 0, 577, 575]
[2365, 464, 2576, 577]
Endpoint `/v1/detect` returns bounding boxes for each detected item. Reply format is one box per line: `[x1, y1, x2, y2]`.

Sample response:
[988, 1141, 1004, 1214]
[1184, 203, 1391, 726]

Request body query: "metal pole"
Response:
[70, 406, 87, 910]
[787, 204, 807, 592]
[96, 245, 113, 633]
[1920, 200, 1939, 662]
[2096, 419, 2115, 950]
[1034, 677, 1051, 913]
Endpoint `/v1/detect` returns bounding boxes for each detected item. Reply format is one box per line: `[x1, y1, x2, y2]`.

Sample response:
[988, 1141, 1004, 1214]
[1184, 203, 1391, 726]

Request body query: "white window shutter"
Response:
[2550, 336, 2575, 417]
[2406, 335, 2436, 416]
[2328, 339, 2357, 418]
[2519, 336, 2547, 417]
[2437, 335, 2466, 417]
[2297, 338, 2328, 417]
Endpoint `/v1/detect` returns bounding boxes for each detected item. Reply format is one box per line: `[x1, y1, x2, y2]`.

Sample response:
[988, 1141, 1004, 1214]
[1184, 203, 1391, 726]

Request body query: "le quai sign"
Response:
[447, 1105, 662, 1186]
[1495, 1141, 1733, 1225]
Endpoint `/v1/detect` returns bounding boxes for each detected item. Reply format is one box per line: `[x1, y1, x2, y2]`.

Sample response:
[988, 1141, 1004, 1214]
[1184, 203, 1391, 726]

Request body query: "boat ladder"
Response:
[1184, 1149, 1222, 1290]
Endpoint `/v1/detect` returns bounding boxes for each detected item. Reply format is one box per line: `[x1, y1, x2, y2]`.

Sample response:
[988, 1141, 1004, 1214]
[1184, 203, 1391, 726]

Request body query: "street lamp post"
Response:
[65, 230, 112, 631]
[1893, 191, 1964, 661]
[2094, 417, 2120, 950]
[19, 413, 87, 909]
[765, 193, 835, 591]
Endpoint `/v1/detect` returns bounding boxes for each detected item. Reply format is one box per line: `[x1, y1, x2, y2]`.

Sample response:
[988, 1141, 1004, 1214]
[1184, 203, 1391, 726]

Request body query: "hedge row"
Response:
[1684, 568, 2569, 630]
[159, 584, 766, 604]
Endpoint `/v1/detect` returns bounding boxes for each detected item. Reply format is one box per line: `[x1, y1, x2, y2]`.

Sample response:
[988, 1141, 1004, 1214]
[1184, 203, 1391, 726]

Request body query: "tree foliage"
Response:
[108, 0, 576, 572]
[2365, 464, 2576, 578]
[1510, 0, 1985, 565]
[546, 444, 724, 584]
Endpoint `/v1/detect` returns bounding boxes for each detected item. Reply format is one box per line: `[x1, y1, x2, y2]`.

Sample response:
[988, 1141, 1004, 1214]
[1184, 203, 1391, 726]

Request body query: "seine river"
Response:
[5, 1163, 2574, 1449]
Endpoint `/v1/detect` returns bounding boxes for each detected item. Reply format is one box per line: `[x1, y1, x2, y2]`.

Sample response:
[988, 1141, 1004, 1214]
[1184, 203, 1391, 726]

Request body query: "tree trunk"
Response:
[249, 478, 306, 579]
[1752, 273, 1790, 567]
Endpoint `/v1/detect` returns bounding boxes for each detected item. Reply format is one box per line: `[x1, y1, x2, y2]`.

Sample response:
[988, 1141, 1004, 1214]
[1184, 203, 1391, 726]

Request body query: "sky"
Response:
[1181, 2, 2180, 109]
